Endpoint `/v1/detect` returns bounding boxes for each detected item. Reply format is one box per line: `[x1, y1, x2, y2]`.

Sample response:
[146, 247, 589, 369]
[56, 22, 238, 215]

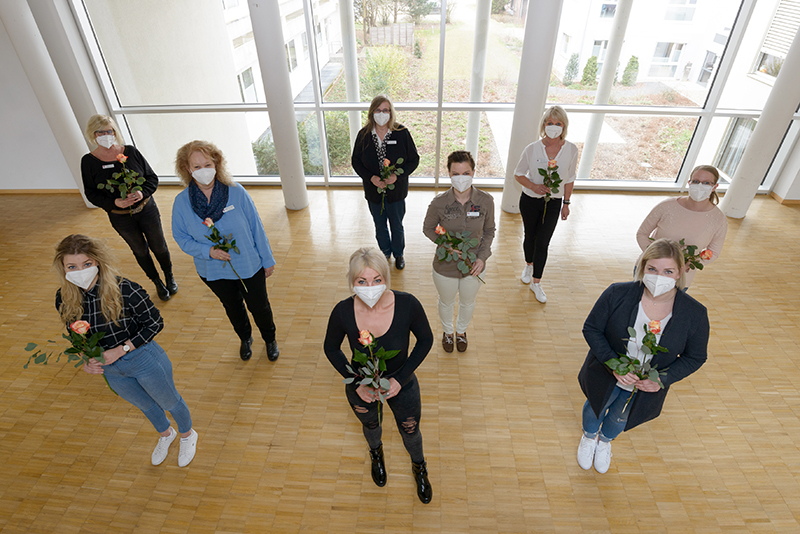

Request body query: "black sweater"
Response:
[80, 146, 158, 212]
[351, 125, 420, 204]
[324, 291, 433, 387]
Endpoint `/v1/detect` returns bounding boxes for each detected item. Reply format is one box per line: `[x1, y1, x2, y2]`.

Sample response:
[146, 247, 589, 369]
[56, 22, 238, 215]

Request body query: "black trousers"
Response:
[108, 198, 172, 281]
[345, 374, 424, 463]
[201, 269, 276, 344]
[519, 193, 562, 279]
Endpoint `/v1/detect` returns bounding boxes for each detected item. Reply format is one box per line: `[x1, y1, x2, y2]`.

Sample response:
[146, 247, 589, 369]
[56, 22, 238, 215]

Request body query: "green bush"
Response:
[563, 53, 579, 86]
[622, 55, 639, 86]
[405, 0, 434, 23]
[491, 0, 506, 14]
[581, 56, 598, 86]
[253, 136, 279, 175]
[414, 38, 422, 58]
[362, 46, 407, 100]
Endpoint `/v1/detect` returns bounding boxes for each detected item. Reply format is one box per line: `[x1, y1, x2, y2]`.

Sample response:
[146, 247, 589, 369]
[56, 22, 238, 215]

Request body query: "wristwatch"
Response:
[122, 343, 131, 353]
[563, 199, 571, 205]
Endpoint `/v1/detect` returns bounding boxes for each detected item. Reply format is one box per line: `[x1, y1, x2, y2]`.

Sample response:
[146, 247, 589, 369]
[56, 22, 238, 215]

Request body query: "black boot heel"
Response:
[369, 445, 387, 487]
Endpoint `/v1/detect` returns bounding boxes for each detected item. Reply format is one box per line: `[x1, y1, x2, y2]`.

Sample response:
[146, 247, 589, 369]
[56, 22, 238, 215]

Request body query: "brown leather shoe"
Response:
[442, 332, 454, 353]
[456, 332, 468, 352]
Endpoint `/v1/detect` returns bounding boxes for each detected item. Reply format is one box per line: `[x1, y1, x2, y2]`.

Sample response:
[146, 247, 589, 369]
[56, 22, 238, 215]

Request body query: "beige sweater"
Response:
[636, 198, 728, 287]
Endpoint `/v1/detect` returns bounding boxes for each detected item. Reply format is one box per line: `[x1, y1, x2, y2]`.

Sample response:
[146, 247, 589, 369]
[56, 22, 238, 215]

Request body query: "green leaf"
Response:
[395, 169, 404, 175]
[34, 354, 47, 364]
[25, 343, 37, 351]
[379, 378, 390, 391]
[396, 157, 404, 164]
[97, 184, 105, 189]
[379, 359, 387, 372]
[359, 377, 372, 386]
[353, 351, 367, 364]
[383, 350, 400, 360]
[436, 247, 446, 260]
[627, 327, 637, 338]
[343, 377, 355, 384]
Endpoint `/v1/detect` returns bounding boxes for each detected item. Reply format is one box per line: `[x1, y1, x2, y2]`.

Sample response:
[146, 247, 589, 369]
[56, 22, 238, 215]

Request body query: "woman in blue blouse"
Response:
[172, 140, 279, 362]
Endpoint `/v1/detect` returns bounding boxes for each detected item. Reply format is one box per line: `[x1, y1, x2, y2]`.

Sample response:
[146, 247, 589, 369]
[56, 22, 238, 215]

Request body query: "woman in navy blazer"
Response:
[351, 95, 420, 270]
[577, 239, 709, 473]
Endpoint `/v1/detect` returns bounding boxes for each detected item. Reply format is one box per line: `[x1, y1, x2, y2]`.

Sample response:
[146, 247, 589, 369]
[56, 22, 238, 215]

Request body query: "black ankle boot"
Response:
[165, 272, 178, 295]
[152, 278, 170, 301]
[412, 460, 432, 504]
[369, 445, 387, 487]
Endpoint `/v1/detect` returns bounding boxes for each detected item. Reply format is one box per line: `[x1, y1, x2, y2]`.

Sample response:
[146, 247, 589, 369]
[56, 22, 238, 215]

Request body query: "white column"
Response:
[248, 0, 308, 210]
[465, 0, 491, 158]
[339, 0, 361, 148]
[720, 27, 800, 218]
[0, 0, 91, 206]
[575, 0, 634, 179]
[501, 0, 564, 213]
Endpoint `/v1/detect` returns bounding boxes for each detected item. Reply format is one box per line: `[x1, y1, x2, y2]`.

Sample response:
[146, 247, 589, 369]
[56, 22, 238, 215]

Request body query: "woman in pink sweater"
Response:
[636, 165, 728, 288]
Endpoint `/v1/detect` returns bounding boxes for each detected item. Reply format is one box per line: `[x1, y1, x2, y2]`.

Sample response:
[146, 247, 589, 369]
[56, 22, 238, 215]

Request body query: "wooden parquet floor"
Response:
[1, 187, 799, 533]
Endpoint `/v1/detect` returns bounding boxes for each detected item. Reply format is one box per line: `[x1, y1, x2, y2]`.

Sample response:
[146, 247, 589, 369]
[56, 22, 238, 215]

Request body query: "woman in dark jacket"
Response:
[351, 95, 420, 270]
[577, 239, 709, 474]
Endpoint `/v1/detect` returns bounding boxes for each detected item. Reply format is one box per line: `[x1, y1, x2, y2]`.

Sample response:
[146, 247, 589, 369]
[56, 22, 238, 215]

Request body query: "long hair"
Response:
[347, 247, 391, 292]
[364, 95, 402, 133]
[54, 235, 124, 325]
[175, 140, 236, 188]
[690, 165, 721, 205]
[634, 238, 686, 290]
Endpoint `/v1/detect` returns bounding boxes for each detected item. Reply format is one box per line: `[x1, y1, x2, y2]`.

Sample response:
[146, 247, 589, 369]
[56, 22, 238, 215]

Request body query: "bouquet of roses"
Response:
[24, 320, 117, 394]
[537, 158, 562, 222]
[344, 330, 400, 422]
[97, 153, 145, 209]
[604, 321, 668, 414]
[203, 218, 247, 292]
[377, 157, 404, 213]
[433, 224, 485, 283]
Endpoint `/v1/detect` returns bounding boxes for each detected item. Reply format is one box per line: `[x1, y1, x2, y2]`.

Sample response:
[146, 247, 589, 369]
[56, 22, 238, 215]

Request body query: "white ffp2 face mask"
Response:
[643, 273, 676, 297]
[65, 265, 99, 290]
[688, 183, 713, 202]
[96, 135, 116, 149]
[353, 284, 386, 308]
[192, 168, 216, 185]
[451, 175, 473, 192]
[374, 112, 390, 127]
[544, 125, 563, 139]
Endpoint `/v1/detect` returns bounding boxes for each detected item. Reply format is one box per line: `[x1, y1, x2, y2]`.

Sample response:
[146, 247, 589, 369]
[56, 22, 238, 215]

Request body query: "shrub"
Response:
[581, 56, 598, 86]
[414, 38, 422, 58]
[622, 55, 639, 86]
[362, 46, 407, 99]
[563, 53, 579, 86]
[405, 0, 434, 23]
[491, 0, 506, 14]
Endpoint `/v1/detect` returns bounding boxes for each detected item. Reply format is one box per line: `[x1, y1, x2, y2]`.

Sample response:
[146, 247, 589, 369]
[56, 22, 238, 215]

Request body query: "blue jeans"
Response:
[367, 199, 405, 258]
[582, 386, 632, 442]
[103, 340, 192, 434]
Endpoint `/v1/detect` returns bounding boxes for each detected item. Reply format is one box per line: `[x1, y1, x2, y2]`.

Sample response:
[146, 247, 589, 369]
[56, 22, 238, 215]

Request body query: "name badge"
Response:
[386, 140, 397, 145]
[102, 164, 114, 169]
[223, 205, 235, 213]
[467, 211, 481, 217]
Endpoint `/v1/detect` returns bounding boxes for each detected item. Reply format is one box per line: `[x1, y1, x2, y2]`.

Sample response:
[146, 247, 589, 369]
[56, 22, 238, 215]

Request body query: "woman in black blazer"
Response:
[351, 95, 420, 270]
[577, 239, 709, 473]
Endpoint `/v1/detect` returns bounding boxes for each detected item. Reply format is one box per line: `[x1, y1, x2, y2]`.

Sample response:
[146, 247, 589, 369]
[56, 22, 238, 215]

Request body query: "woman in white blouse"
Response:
[513, 105, 578, 303]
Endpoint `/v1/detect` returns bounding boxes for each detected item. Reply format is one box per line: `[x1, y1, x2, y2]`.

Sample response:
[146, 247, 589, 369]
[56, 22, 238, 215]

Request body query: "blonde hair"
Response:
[347, 247, 391, 292]
[175, 140, 236, 188]
[539, 105, 569, 140]
[634, 238, 686, 290]
[84, 114, 125, 148]
[54, 235, 124, 325]
[690, 165, 721, 205]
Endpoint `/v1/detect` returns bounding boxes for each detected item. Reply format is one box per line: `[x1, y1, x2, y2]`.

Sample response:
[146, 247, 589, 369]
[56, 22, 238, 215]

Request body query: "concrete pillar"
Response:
[575, 0, 634, 179]
[465, 0, 491, 158]
[339, 0, 361, 149]
[720, 27, 800, 218]
[0, 0, 92, 206]
[501, 0, 564, 213]
[248, 0, 308, 210]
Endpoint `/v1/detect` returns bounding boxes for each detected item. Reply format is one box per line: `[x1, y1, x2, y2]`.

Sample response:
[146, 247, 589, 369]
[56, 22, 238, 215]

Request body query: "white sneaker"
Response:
[151, 427, 176, 466]
[577, 434, 597, 470]
[520, 264, 534, 284]
[531, 282, 547, 303]
[594, 440, 612, 473]
[178, 429, 198, 467]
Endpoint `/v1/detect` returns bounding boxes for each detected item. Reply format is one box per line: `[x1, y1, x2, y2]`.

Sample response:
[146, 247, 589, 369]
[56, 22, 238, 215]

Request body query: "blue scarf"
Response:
[188, 181, 229, 223]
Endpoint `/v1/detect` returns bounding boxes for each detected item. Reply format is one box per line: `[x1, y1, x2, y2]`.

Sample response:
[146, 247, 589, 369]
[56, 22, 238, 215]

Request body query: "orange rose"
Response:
[700, 249, 713, 260]
[116, 153, 128, 163]
[383, 158, 390, 167]
[548, 159, 557, 169]
[358, 330, 374, 347]
[70, 320, 91, 335]
[648, 320, 662, 335]
[203, 218, 214, 228]
[434, 224, 446, 235]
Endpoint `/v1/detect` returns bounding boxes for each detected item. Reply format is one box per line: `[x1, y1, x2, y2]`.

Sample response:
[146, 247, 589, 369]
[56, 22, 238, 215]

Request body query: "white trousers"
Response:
[431, 270, 483, 335]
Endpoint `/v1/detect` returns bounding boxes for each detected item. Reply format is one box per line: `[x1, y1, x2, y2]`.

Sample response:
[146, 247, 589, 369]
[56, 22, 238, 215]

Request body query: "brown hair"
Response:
[364, 95, 402, 133]
[175, 140, 236, 188]
[690, 165, 721, 205]
[447, 150, 475, 173]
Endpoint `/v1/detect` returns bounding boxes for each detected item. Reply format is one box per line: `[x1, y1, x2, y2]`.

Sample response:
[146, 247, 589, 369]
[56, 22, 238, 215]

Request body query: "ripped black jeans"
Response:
[345, 373, 424, 463]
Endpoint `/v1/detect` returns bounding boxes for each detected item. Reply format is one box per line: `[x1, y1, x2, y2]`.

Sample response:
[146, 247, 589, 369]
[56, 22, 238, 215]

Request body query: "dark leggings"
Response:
[345, 374, 424, 463]
[201, 269, 277, 343]
[519, 193, 562, 279]
[108, 199, 172, 281]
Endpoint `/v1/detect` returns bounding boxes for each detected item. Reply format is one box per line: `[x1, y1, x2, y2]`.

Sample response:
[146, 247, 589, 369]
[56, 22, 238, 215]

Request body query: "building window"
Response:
[222, 0, 239, 9]
[237, 67, 257, 103]
[649, 42, 683, 77]
[562, 33, 570, 54]
[715, 118, 756, 178]
[600, 4, 617, 18]
[592, 40, 608, 61]
[698, 51, 717, 86]
[665, 0, 696, 21]
[302, 32, 309, 60]
[285, 40, 298, 72]
[756, 52, 784, 77]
